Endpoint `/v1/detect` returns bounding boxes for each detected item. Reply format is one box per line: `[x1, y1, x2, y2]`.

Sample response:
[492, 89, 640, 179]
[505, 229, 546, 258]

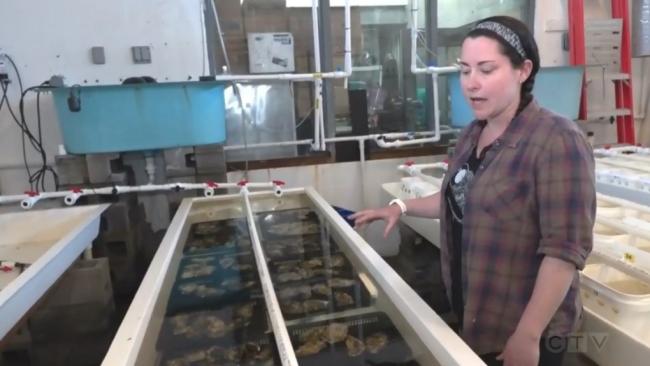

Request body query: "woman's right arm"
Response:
[349, 191, 441, 237]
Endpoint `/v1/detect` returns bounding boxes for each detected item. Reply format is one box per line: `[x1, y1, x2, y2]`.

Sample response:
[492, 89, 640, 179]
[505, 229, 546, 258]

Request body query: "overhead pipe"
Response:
[1, 180, 286, 209]
[312, 0, 324, 151]
[401, 0, 459, 148]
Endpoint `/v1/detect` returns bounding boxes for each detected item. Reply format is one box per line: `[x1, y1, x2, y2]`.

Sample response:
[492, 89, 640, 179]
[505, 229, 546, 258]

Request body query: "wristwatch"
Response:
[388, 198, 407, 216]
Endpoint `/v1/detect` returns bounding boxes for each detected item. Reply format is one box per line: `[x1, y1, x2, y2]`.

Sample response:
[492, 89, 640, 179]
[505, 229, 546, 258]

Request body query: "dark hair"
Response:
[464, 16, 540, 114]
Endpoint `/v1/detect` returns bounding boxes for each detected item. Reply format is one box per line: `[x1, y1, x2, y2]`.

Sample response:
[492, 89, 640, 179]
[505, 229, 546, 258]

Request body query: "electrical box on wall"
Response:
[247, 33, 295, 74]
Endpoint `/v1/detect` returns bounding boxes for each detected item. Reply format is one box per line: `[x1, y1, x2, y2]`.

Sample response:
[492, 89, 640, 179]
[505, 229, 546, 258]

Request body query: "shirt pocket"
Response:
[479, 177, 530, 221]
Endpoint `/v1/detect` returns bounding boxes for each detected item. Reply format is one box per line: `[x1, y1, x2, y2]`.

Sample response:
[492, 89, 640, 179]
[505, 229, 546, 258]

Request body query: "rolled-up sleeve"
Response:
[535, 127, 596, 270]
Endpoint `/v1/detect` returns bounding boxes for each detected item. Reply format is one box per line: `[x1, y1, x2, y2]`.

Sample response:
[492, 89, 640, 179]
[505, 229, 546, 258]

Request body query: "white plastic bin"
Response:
[581, 262, 650, 343]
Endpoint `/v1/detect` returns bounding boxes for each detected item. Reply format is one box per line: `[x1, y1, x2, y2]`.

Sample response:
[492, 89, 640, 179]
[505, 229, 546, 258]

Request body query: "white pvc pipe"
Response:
[212, 71, 352, 82]
[409, 1, 458, 76]
[209, 0, 232, 72]
[312, 0, 324, 151]
[1, 181, 283, 209]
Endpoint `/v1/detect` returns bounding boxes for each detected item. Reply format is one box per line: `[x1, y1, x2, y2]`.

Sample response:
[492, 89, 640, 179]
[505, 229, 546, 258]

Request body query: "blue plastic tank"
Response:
[447, 66, 584, 127]
[51, 81, 226, 154]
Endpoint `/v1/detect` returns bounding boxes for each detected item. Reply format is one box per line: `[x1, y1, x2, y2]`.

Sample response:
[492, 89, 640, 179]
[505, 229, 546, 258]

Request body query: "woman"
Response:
[351, 16, 595, 366]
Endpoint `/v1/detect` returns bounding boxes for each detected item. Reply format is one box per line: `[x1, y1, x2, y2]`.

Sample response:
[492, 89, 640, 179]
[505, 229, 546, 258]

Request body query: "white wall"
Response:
[534, 0, 569, 67]
[0, 0, 208, 194]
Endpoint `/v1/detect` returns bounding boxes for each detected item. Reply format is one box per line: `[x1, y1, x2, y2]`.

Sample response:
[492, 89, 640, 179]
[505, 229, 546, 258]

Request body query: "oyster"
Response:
[345, 335, 365, 357]
[180, 264, 215, 279]
[295, 339, 327, 357]
[232, 263, 253, 271]
[221, 278, 257, 291]
[276, 262, 299, 273]
[178, 283, 197, 295]
[312, 283, 332, 296]
[267, 221, 321, 236]
[278, 285, 312, 300]
[242, 280, 257, 289]
[219, 256, 236, 269]
[169, 314, 191, 336]
[303, 299, 329, 313]
[299, 326, 327, 343]
[281, 301, 304, 315]
[277, 271, 304, 283]
[302, 258, 323, 269]
[165, 358, 187, 366]
[334, 292, 354, 307]
[299, 323, 348, 344]
[330, 254, 347, 268]
[326, 323, 349, 344]
[329, 278, 357, 288]
[203, 315, 227, 338]
[236, 302, 255, 320]
[205, 345, 224, 362]
[189, 256, 213, 264]
[179, 283, 223, 298]
[223, 346, 241, 362]
[266, 247, 285, 259]
[365, 332, 388, 354]
[310, 268, 339, 278]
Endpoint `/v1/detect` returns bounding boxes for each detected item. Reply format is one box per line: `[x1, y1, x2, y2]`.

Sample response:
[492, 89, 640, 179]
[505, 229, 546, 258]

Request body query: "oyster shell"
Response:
[267, 221, 321, 236]
[281, 301, 304, 315]
[299, 323, 348, 344]
[329, 278, 357, 288]
[295, 339, 327, 357]
[219, 256, 236, 269]
[365, 332, 388, 354]
[277, 271, 304, 283]
[303, 299, 329, 313]
[330, 254, 347, 268]
[326, 323, 348, 344]
[278, 285, 312, 300]
[169, 314, 191, 336]
[345, 335, 365, 357]
[334, 292, 354, 307]
[236, 302, 255, 320]
[180, 263, 215, 279]
[203, 315, 227, 338]
[312, 283, 332, 296]
[302, 258, 323, 269]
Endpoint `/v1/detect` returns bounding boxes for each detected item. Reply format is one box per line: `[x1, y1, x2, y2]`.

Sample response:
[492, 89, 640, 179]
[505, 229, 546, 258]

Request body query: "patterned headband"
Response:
[473, 21, 527, 59]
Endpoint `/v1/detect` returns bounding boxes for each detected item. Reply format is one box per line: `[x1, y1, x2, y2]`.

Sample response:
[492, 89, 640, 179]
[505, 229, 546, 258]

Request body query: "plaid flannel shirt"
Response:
[439, 100, 596, 355]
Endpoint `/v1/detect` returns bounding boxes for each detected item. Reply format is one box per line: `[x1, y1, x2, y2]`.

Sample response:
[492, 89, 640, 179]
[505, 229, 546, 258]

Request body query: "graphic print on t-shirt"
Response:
[449, 163, 474, 221]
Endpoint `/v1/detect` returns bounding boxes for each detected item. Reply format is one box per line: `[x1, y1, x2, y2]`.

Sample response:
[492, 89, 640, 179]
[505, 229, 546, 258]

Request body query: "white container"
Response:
[594, 222, 626, 235]
[598, 206, 625, 218]
[581, 262, 650, 343]
[594, 233, 631, 245]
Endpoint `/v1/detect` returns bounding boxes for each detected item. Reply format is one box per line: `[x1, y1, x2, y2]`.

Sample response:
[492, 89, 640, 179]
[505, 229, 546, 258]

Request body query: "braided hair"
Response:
[465, 16, 540, 115]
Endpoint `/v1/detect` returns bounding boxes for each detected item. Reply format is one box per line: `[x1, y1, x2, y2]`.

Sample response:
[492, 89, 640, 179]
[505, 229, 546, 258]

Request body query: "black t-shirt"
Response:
[444, 144, 490, 328]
